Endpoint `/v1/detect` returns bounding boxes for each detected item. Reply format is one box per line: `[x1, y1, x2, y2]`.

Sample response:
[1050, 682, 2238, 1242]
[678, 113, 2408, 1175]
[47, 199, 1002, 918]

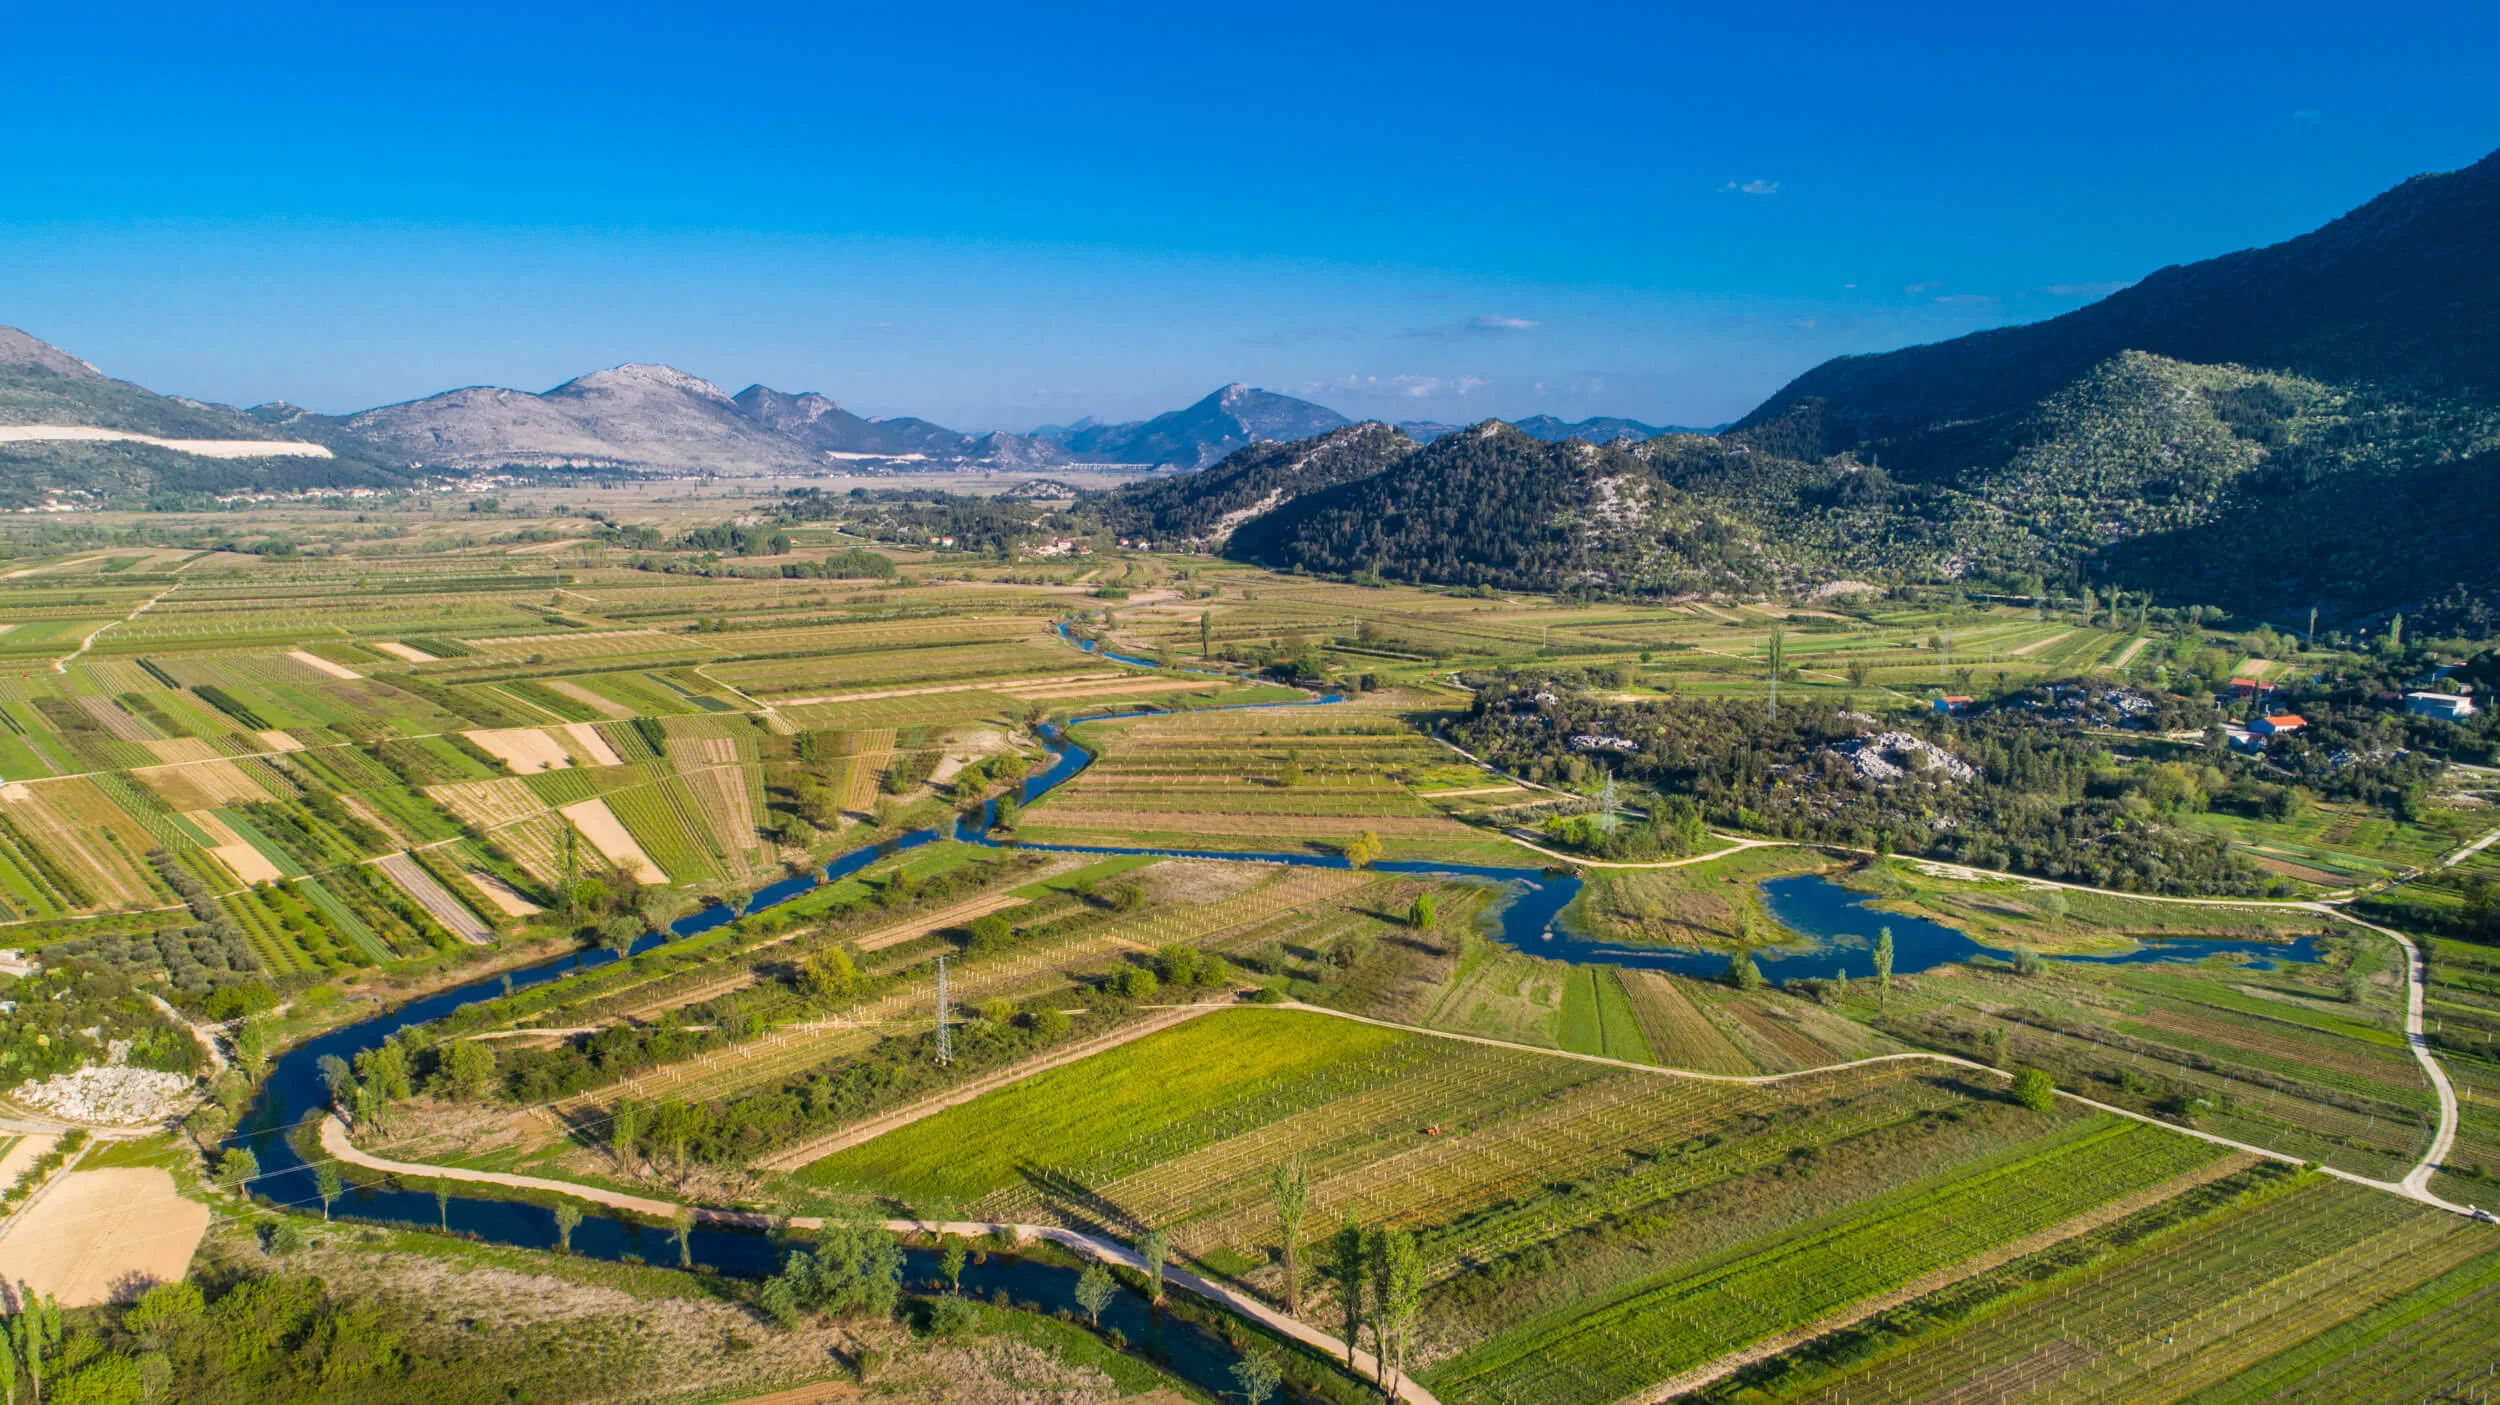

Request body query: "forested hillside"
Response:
[1087, 422, 1415, 543]
[1225, 423, 1772, 596]
[1728, 147, 2500, 467]
[1099, 149, 2500, 631]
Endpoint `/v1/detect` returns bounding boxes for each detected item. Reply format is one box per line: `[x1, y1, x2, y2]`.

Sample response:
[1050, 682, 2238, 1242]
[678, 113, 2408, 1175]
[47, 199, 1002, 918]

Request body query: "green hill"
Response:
[1225, 423, 1772, 597]
[1088, 421, 1416, 543]
[1108, 149, 2500, 632]
[1727, 147, 2500, 468]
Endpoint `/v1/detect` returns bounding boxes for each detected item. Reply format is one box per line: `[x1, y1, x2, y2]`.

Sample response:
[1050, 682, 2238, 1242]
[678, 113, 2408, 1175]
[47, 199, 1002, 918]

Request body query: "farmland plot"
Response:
[131, 751, 272, 809]
[1789, 1179, 2495, 1405]
[601, 777, 724, 884]
[0, 779, 164, 909]
[428, 777, 569, 881]
[71, 695, 155, 742]
[460, 628, 679, 662]
[801, 1008, 1419, 1203]
[678, 761, 764, 878]
[558, 797, 667, 883]
[465, 727, 579, 773]
[185, 810, 287, 884]
[1430, 1118, 2224, 1405]
[1619, 969, 1757, 1075]
[559, 924, 1158, 1119]
[373, 851, 493, 943]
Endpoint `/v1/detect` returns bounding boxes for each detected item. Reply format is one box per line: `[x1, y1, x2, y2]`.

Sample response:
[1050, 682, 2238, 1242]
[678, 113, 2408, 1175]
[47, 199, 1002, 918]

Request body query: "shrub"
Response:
[2013, 1068, 2057, 1112]
[1726, 951, 1764, 991]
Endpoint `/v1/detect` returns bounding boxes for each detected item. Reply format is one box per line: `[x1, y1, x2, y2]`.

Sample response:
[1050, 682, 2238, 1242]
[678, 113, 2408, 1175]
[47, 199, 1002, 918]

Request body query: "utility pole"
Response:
[1767, 626, 1785, 723]
[1599, 773, 1618, 832]
[934, 956, 953, 1066]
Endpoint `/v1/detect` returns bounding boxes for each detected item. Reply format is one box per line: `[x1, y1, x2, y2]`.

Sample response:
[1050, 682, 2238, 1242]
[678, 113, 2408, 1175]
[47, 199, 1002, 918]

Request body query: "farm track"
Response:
[1277, 999, 2470, 1214]
[314, 1114, 1440, 1404]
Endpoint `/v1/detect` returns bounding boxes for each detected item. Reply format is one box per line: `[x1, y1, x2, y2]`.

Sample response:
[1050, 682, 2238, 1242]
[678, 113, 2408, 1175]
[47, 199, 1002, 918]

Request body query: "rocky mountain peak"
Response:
[0, 327, 105, 380]
[553, 363, 735, 403]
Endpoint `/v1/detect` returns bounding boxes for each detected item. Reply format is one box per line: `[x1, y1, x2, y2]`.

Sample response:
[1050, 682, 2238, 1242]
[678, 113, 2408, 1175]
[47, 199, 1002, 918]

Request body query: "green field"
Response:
[1557, 965, 1657, 1063]
[795, 1008, 1418, 1202]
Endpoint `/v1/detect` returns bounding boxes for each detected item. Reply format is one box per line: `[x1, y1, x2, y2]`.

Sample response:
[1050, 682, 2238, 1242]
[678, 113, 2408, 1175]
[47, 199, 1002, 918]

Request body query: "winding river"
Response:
[234, 691, 2316, 1391]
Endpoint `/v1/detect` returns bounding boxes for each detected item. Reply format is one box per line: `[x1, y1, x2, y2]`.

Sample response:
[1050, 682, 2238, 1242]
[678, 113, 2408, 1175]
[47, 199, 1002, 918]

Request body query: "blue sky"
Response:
[3, 1, 2494, 431]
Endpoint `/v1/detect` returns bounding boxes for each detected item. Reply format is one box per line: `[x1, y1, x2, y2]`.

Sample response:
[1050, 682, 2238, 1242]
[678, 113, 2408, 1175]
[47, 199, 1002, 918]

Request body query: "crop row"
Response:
[1021, 1042, 1602, 1233]
[1434, 1118, 2222, 1405]
[1805, 1180, 2479, 1404]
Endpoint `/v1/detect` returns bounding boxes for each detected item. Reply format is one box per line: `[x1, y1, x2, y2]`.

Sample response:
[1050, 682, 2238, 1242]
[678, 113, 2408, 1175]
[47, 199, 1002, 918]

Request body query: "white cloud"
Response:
[1404, 314, 1540, 339]
[1330, 374, 1491, 400]
[1933, 293, 1999, 306]
[1722, 179, 1780, 196]
[1902, 281, 1941, 295]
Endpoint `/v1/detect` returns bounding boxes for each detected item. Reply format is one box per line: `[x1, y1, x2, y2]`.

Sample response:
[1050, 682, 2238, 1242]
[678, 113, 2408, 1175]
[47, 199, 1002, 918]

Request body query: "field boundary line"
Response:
[1268, 1002, 2475, 1216]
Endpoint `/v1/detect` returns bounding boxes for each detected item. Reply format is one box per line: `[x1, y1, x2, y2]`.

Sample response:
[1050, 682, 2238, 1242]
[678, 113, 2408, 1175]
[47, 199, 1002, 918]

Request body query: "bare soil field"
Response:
[285, 648, 363, 679]
[564, 721, 625, 766]
[545, 677, 636, 717]
[187, 809, 286, 884]
[0, 1166, 208, 1306]
[369, 639, 438, 662]
[468, 726, 579, 772]
[134, 751, 271, 809]
[560, 797, 668, 883]
[464, 868, 543, 916]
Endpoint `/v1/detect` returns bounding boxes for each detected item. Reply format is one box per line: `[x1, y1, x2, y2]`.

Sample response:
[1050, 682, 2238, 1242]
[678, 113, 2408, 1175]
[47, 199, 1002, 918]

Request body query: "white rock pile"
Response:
[1827, 732, 1979, 784]
[13, 1065, 197, 1126]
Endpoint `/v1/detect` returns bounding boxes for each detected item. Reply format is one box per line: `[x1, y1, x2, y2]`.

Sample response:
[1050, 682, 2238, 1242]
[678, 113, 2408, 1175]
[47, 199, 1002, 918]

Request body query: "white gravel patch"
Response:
[13, 1065, 197, 1126]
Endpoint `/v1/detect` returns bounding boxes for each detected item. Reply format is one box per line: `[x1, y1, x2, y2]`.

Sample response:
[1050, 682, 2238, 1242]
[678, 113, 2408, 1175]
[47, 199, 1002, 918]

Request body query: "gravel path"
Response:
[316, 1112, 1440, 1403]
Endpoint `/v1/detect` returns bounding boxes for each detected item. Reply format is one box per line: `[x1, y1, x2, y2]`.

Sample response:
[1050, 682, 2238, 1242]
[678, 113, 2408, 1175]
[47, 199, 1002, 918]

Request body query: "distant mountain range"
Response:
[0, 338, 1446, 481]
[0, 315, 1715, 487]
[1102, 146, 2500, 631]
[1050, 385, 1352, 469]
